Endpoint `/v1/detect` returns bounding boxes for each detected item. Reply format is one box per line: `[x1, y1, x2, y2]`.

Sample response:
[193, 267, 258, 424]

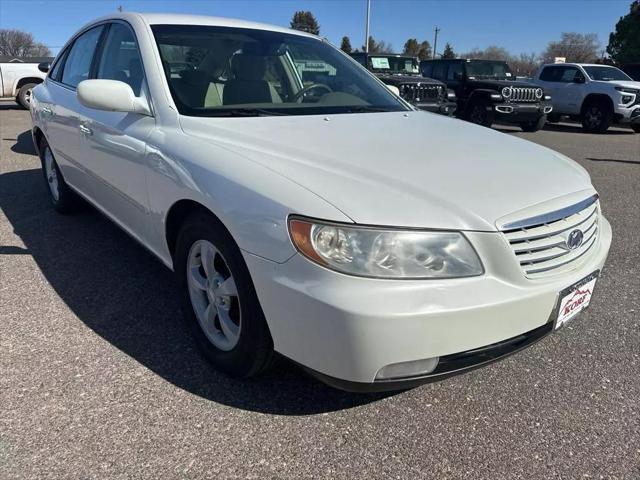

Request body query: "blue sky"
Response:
[0, 0, 630, 56]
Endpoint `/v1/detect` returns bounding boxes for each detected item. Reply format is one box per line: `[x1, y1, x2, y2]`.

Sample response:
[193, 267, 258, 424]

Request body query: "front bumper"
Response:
[493, 101, 553, 122]
[415, 100, 457, 116]
[615, 104, 640, 124]
[244, 216, 611, 390]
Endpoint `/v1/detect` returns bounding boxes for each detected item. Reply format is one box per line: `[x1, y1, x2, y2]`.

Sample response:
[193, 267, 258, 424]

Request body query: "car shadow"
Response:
[542, 122, 634, 135]
[586, 157, 639, 166]
[0, 141, 392, 415]
[0, 101, 23, 111]
[5, 129, 37, 155]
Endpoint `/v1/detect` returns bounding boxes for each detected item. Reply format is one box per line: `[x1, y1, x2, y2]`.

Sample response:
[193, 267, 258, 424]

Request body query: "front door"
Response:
[78, 22, 156, 241]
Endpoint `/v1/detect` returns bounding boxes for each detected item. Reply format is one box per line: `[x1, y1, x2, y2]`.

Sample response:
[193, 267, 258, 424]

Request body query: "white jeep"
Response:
[534, 63, 640, 133]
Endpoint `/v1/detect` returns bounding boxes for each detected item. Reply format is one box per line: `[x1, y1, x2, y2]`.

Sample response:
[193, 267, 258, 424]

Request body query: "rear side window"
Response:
[447, 62, 463, 80]
[61, 26, 104, 88]
[539, 66, 558, 81]
[96, 23, 144, 96]
[431, 62, 445, 80]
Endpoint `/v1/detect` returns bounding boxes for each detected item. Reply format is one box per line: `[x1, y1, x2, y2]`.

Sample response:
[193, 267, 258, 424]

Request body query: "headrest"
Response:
[231, 54, 266, 81]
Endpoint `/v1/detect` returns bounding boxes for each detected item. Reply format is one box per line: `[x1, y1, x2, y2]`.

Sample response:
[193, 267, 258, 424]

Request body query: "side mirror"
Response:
[386, 84, 400, 96]
[77, 79, 151, 115]
[38, 62, 51, 73]
[573, 75, 585, 84]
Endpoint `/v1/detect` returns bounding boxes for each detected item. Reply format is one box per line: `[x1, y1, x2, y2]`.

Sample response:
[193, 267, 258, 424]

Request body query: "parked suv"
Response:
[422, 59, 553, 131]
[534, 63, 640, 133]
[352, 52, 456, 115]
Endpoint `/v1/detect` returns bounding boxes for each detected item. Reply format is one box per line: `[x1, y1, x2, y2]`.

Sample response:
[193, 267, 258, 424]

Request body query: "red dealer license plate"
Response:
[555, 270, 599, 330]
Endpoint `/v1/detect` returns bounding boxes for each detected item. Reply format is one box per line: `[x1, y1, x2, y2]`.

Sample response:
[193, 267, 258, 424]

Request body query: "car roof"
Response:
[541, 63, 617, 68]
[81, 11, 317, 39]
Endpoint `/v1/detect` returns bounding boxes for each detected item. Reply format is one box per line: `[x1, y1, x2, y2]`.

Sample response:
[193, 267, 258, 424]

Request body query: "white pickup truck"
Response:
[0, 56, 52, 108]
[533, 63, 640, 134]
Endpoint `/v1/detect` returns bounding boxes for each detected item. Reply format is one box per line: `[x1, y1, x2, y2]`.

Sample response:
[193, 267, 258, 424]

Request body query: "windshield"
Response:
[466, 61, 513, 80]
[151, 25, 407, 117]
[368, 56, 419, 74]
[582, 66, 632, 81]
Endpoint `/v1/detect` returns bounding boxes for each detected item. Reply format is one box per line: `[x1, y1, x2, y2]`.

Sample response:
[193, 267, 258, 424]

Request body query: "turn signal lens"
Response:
[288, 217, 484, 279]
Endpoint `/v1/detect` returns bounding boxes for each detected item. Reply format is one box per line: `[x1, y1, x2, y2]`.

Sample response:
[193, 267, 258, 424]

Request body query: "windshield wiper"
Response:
[346, 105, 396, 113]
[209, 108, 287, 117]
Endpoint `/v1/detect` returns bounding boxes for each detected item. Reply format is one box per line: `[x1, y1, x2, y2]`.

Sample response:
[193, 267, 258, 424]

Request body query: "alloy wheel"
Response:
[187, 239, 241, 351]
[585, 106, 602, 128]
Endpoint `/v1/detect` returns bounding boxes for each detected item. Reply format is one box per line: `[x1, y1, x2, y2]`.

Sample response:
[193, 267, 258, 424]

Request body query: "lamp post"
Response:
[365, 0, 371, 53]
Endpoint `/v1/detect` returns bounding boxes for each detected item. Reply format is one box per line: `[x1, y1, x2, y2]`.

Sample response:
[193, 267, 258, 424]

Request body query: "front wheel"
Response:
[520, 115, 546, 132]
[174, 211, 274, 378]
[17, 83, 37, 109]
[581, 100, 613, 133]
[465, 99, 494, 127]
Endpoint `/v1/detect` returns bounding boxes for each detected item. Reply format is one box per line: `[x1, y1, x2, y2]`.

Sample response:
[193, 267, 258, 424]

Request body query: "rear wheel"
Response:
[465, 99, 494, 127]
[175, 211, 274, 378]
[17, 83, 37, 109]
[520, 115, 546, 132]
[581, 100, 613, 133]
[39, 137, 82, 213]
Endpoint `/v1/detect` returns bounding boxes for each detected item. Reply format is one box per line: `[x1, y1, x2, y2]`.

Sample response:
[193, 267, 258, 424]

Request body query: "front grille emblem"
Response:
[566, 229, 584, 250]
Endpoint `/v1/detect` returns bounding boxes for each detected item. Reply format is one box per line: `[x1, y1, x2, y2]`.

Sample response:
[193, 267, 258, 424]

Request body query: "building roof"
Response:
[0, 56, 54, 64]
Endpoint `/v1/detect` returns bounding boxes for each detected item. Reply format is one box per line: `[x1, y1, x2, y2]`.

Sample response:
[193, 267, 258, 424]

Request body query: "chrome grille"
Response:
[506, 87, 540, 103]
[399, 83, 443, 102]
[501, 195, 600, 278]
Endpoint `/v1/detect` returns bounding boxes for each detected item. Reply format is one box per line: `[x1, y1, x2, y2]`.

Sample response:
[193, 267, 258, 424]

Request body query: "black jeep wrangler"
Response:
[421, 59, 553, 131]
[351, 52, 456, 115]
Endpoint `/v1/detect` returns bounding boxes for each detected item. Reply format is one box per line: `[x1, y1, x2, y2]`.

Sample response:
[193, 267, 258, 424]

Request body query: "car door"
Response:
[557, 67, 586, 115]
[78, 21, 156, 241]
[43, 25, 105, 191]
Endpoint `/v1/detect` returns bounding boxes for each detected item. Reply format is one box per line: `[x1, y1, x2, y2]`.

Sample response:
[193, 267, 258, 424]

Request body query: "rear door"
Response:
[44, 25, 105, 191]
[78, 21, 155, 240]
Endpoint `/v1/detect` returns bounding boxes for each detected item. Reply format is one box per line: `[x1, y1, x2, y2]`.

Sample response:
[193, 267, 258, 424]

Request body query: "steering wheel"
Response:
[291, 83, 333, 103]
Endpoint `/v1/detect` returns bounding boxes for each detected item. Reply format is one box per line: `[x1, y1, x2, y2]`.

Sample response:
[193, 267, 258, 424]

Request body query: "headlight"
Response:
[535, 88, 544, 99]
[501, 86, 512, 98]
[288, 217, 484, 279]
[615, 86, 639, 94]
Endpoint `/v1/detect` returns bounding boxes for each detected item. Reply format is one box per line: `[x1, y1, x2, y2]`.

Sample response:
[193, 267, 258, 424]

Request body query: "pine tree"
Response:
[441, 42, 455, 59]
[340, 36, 352, 53]
[290, 11, 320, 35]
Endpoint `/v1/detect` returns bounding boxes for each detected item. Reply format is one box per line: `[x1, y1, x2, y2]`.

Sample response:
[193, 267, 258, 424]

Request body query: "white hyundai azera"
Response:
[30, 13, 611, 391]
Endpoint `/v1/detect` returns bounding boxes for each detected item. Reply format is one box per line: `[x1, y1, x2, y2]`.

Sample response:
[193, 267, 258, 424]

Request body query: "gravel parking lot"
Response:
[1, 103, 639, 479]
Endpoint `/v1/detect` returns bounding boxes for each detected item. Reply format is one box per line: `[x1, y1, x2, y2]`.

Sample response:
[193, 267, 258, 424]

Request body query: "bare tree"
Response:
[541, 32, 600, 63]
[0, 29, 51, 57]
[461, 45, 511, 61]
[363, 36, 393, 54]
[510, 52, 539, 77]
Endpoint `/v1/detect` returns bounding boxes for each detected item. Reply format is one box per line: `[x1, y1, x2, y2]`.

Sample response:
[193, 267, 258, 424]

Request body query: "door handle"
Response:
[79, 125, 92, 135]
[42, 106, 53, 115]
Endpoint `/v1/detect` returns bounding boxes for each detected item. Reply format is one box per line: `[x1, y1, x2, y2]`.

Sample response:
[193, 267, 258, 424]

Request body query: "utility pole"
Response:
[365, 0, 371, 53]
[117, 5, 123, 12]
[433, 26, 440, 59]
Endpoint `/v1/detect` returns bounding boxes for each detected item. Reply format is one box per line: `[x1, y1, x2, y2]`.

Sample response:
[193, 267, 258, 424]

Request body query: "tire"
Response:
[174, 211, 274, 378]
[465, 99, 494, 127]
[17, 82, 37, 109]
[631, 124, 640, 134]
[546, 113, 561, 123]
[520, 115, 546, 132]
[581, 99, 613, 133]
[39, 137, 82, 213]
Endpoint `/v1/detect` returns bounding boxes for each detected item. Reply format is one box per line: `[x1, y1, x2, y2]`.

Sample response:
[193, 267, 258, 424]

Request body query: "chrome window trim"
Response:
[501, 194, 599, 231]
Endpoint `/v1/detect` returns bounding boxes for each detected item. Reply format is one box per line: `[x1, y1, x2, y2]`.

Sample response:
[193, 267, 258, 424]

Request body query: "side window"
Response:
[560, 67, 579, 83]
[61, 26, 104, 88]
[432, 62, 445, 80]
[447, 62, 463, 80]
[421, 62, 433, 77]
[96, 23, 144, 96]
[539, 66, 557, 81]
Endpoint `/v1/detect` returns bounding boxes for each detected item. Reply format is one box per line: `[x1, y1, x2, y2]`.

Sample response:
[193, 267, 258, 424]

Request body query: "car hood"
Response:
[599, 80, 640, 89]
[468, 79, 538, 89]
[375, 73, 441, 86]
[179, 111, 593, 231]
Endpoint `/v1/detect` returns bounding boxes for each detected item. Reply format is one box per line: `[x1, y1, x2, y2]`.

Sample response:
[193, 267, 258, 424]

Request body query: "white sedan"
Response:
[30, 12, 611, 391]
